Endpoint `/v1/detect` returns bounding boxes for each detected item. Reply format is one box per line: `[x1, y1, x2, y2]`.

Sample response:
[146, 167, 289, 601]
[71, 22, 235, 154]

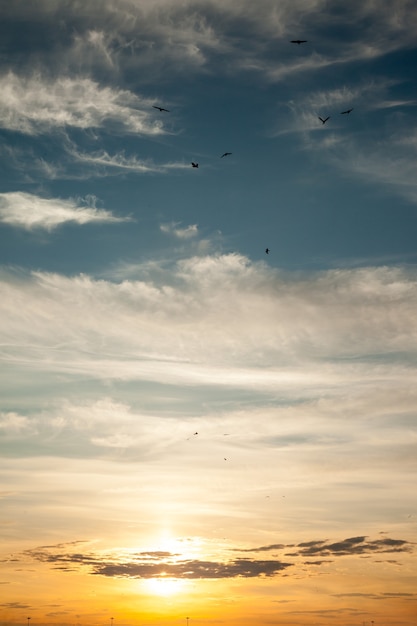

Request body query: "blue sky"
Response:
[1, 2, 417, 626]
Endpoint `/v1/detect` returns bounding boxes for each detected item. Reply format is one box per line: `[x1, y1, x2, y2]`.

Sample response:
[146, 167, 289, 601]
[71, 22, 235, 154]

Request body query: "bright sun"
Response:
[140, 534, 202, 597]
[145, 577, 186, 597]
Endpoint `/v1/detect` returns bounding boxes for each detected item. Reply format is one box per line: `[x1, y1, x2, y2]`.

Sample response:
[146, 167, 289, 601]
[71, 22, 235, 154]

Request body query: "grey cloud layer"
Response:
[2, 1, 415, 80]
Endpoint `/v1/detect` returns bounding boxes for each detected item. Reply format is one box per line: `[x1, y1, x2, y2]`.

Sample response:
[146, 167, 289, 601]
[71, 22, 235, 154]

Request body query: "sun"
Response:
[138, 533, 202, 597]
[144, 576, 186, 597]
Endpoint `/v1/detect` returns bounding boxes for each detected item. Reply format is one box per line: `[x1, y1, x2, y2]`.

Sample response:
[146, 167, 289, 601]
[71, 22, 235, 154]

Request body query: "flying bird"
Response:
[153, 105, 170, 112]
[265, 248, 270, 254]
[291, 40, 307, 44]
[318, 116, 330, 124]
[191, 162, 199, 168]
[340, 108, 353, 114]
[221, 152, 232, 158]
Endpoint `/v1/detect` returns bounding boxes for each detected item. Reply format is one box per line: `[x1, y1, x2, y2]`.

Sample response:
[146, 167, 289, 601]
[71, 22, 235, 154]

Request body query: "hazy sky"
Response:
[1, 2, 416, 626]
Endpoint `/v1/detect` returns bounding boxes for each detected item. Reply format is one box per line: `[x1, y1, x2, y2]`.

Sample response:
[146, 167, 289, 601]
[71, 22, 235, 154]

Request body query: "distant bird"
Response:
[291, 40, 307, 44]
[191, 162, 199, 168]
[153, 105, 170, 112]
[340, 108, 353, 114]
[193, 432, 198, 435]
[318, 116, 330, 124]
[221, 152, 232, 158]
[265, 248, 270, 254]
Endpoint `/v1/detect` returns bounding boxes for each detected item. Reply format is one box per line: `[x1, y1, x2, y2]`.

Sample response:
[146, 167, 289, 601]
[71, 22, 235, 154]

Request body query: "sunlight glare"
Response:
[145, 576, 186, 597]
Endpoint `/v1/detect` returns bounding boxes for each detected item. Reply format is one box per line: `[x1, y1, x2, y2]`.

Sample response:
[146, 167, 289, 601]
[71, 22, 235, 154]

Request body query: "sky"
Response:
[0, 1, 417, 625]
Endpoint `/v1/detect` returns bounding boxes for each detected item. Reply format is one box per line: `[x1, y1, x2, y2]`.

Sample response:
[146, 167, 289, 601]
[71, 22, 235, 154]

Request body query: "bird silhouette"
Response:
[265, 248, 270, 254]
[221, 152, 232, 158]
[191, 162, 199, 168]
[318, 116, 330, 124]
[291, 40, 307, 44]
[340, 108, 353, 114]
[153, 105, 170, 112]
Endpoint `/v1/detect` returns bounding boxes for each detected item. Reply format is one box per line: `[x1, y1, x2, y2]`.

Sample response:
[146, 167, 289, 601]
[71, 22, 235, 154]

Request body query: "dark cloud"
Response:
[1, 602, 31, 609]
[22, 534, 413, 581]
[237, 543, 285, 553]
[241, 536, 413, 559]
[303, 560, 333, 565]
[26, 548, 292, 579]
[333, 592, 417, 600]
[94, 558, 292, 579]
[24, 544, 291, 580]
[288, 536, 413, 557]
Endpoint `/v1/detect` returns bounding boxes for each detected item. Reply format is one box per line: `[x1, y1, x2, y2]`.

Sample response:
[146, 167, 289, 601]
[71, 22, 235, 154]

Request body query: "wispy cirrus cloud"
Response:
[0, 72, 166, 136]
[0, 257, 416, 386]
[66, 148, 189, 176]
[276, 80, 417, 204]
[0, 191, 130, 231]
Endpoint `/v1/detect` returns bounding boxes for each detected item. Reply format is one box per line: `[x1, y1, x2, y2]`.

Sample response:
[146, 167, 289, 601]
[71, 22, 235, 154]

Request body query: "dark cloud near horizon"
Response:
[23, 545, 292, 579]
[94, 558, 292, 579]
[1, 602, 31, 609]
[333, 591, 417, 600]
[20, 534, 413, 581]
[291, 536, 413, 557]
[239, 536, 413, 558]
[237, 543, 286, 553]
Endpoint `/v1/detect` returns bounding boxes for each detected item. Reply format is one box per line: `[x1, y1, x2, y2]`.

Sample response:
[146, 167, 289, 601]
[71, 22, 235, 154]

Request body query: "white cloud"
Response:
[160, 222, 199, 238]
[0, 192, 130, 231]
[0, 257, 416, 392]
[0, 411, 32, 435]
[66, 149, 189, 176]
[0, 72, 166, 136]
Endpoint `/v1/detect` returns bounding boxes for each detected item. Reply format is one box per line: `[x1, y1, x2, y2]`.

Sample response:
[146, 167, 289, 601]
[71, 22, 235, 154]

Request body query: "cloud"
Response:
[93, 557, 292, 579]
[0, 258, 416, 390]
[65, 148, 189, 177]
[237, 544, 285, 553]
[160, 222, 199, 238]
[3, 1, 416, 84]
[334, 591, 417, 600]
[21, 534, 413, 580]
[276, 80, 417, 205]
[23, 542, 292, 579]
[290, 536, 413, 557]
[239, 537, 414, 558]
[0, 411, 32, 435]
[0, 192, 130, 230]
[0, 72, 166, 136]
